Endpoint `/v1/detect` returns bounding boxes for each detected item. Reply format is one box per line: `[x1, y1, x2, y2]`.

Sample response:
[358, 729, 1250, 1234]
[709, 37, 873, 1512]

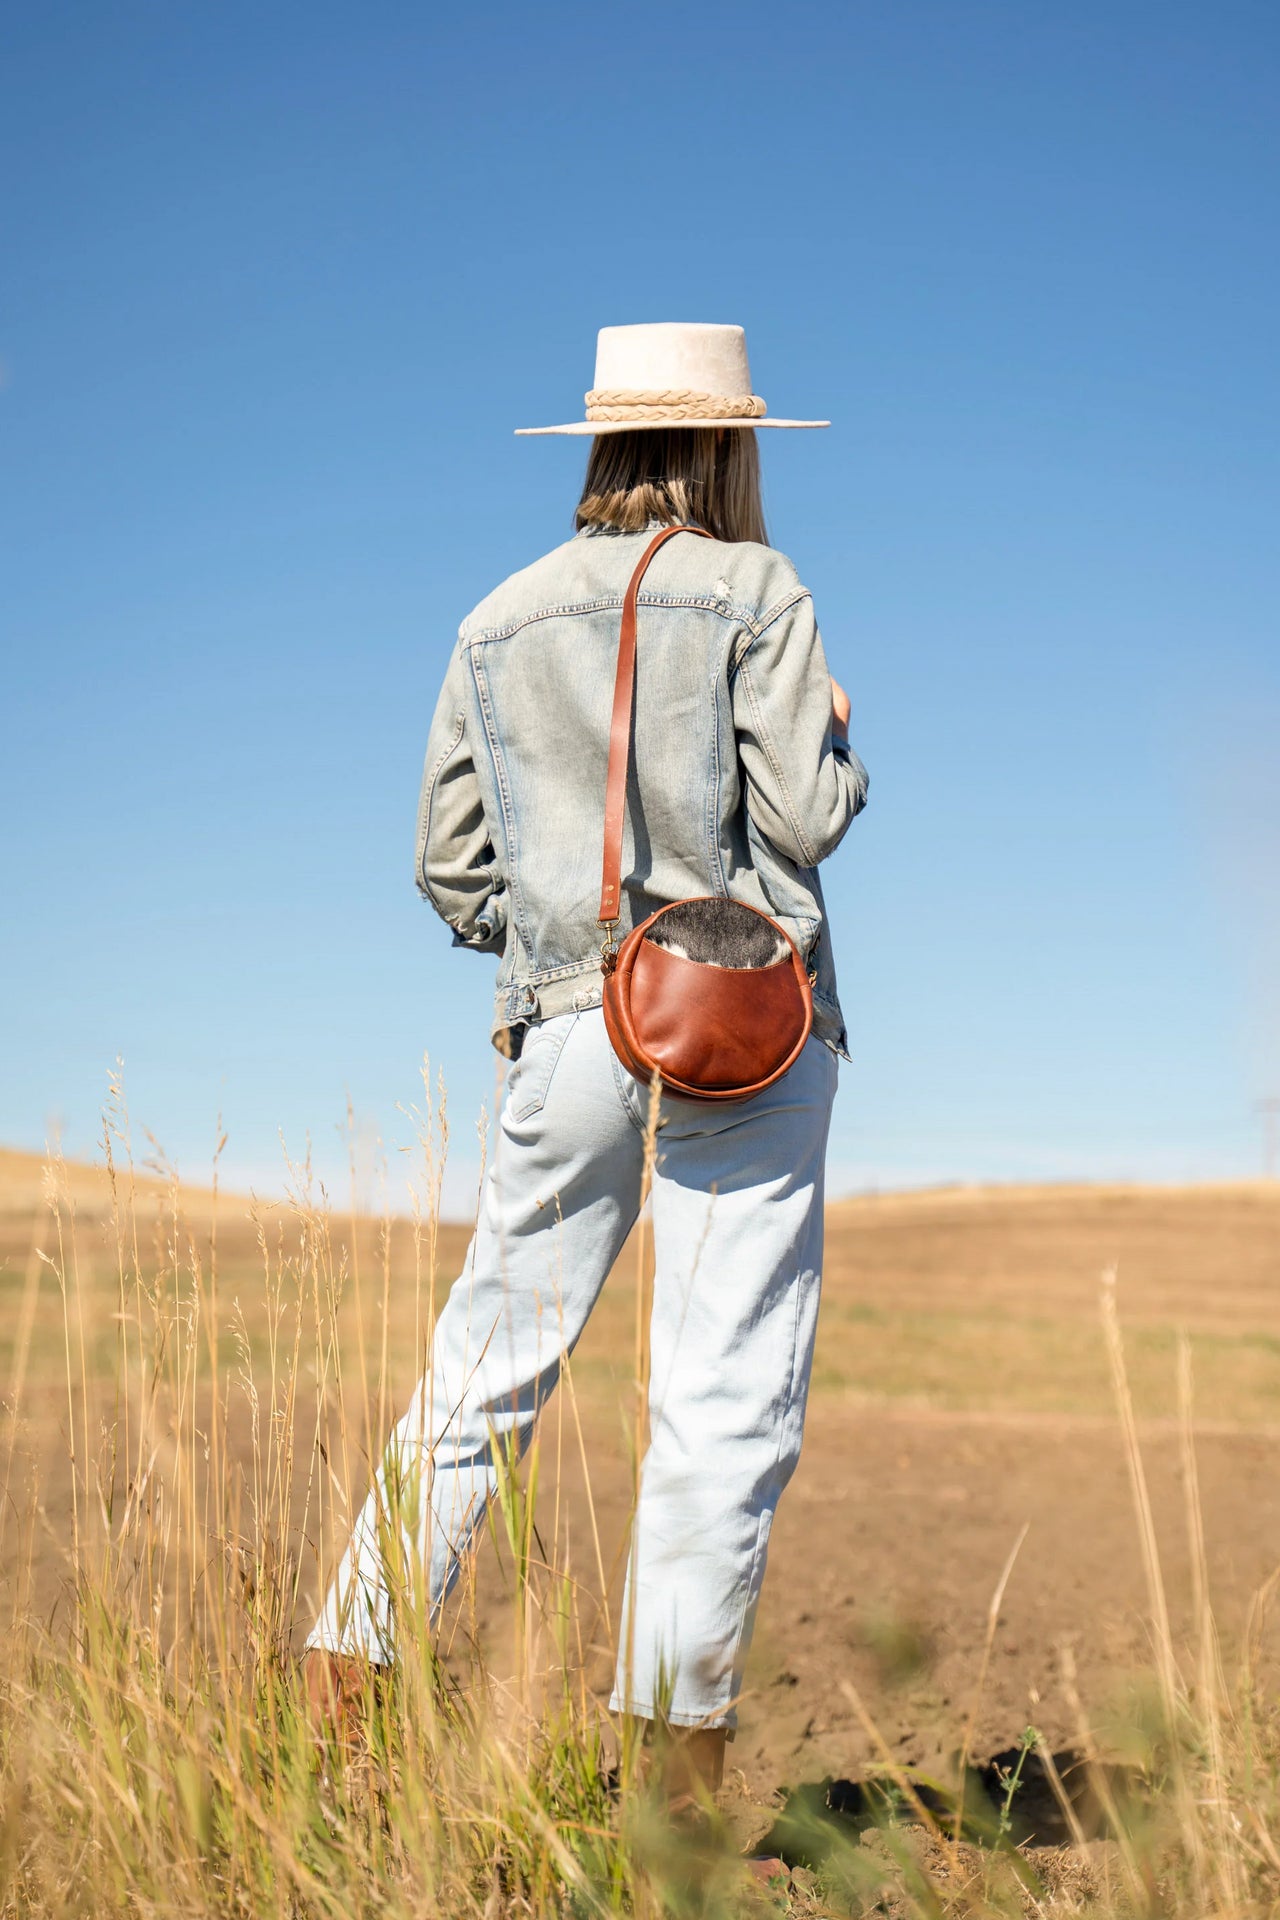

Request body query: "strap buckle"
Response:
[598, 919, 619, 975]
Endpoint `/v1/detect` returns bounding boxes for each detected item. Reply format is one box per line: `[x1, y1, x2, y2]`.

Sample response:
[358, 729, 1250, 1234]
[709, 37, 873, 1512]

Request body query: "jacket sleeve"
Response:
[414, 642, 508, 954]
[731, 589, 868, 867]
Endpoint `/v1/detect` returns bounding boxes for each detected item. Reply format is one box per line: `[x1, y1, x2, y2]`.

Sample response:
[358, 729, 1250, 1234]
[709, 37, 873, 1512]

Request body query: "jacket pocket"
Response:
[506, 1015, 575, 1122]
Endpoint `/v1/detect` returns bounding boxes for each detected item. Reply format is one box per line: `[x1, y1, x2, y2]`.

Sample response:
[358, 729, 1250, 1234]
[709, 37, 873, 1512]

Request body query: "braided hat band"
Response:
[517, 326, 827, 434]
[585, 388, 768, 423]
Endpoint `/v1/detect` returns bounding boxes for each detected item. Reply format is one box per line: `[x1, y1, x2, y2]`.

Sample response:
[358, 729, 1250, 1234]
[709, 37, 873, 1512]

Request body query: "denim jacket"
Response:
[415, 525, 868, 1054]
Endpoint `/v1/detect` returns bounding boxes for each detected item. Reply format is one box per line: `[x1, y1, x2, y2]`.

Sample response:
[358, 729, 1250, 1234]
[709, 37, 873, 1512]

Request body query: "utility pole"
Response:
[1257, 1097, 1280, 1181]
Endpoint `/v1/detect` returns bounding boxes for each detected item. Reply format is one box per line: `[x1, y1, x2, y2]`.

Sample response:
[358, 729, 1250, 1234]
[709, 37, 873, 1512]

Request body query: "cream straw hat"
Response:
[516, 322, 829, 436]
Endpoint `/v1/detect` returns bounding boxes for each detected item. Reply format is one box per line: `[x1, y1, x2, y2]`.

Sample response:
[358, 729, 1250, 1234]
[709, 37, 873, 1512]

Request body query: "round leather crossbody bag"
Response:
[597, 527, 814, 1103]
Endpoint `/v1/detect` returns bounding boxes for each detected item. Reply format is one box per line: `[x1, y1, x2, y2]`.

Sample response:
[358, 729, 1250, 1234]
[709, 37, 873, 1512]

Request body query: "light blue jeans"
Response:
[307, 1009, 836, 1729]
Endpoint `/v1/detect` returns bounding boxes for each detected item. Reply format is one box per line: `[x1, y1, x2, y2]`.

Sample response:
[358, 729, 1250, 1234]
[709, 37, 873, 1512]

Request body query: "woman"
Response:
[304, 322, 868, 1811]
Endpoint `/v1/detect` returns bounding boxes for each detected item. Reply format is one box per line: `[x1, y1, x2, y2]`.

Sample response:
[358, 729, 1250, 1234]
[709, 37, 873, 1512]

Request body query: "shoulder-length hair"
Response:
[575, 428, 768, 546]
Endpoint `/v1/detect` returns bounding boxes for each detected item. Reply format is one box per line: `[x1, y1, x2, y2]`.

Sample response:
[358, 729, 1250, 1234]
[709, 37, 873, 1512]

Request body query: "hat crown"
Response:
[514, 321, 827, 433]
[593, 323, 752, 398]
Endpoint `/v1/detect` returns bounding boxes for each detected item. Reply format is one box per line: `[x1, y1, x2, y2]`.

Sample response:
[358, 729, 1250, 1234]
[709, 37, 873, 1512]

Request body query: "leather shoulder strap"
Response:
[598, 524, 712, 925]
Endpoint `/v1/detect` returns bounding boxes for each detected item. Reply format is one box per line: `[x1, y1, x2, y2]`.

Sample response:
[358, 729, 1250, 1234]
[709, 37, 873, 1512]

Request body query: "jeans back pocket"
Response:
[506, 1015, 575, 1122]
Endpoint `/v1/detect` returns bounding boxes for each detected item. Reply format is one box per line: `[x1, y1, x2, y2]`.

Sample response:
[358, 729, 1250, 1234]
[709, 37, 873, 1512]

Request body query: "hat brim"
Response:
[515, 418, 829, 436]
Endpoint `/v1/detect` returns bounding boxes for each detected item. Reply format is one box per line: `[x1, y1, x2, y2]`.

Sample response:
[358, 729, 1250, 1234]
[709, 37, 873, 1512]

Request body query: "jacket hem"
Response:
[491, 959, 850, 1058]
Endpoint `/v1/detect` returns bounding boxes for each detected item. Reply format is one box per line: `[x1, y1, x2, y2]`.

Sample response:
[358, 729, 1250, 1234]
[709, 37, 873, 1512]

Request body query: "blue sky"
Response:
[3, 1, 1278, 1210]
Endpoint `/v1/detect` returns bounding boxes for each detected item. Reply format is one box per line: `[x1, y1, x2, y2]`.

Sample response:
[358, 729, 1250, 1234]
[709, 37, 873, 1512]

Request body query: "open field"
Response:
[5, 1136, 1274, 1812]
[2, 1128, 1280, 1912]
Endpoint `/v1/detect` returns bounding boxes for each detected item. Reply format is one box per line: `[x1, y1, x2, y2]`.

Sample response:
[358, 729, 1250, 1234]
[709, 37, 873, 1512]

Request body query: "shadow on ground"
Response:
[754, 1743, 1134, 1869]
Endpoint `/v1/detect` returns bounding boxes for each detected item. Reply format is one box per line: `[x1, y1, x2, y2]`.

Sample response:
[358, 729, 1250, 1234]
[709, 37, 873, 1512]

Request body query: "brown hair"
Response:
[575, 428, 768, 545]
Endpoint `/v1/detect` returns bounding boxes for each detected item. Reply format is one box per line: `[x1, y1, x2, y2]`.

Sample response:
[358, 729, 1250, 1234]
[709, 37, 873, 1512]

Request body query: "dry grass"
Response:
[2, 1089, 1280, 1916]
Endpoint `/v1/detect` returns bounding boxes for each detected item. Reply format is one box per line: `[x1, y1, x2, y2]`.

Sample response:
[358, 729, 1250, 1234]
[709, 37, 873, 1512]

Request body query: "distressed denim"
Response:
[415, 525, 868, 1052]
[306, 1008, 836, 1729]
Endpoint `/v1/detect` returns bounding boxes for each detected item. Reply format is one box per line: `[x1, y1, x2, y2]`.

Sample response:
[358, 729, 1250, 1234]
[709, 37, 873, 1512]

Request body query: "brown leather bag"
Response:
[598, 525, 814, 1102]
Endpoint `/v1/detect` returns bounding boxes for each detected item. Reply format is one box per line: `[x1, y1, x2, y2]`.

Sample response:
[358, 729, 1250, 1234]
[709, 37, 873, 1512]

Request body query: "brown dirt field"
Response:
[3, 1150, 1278, 1810]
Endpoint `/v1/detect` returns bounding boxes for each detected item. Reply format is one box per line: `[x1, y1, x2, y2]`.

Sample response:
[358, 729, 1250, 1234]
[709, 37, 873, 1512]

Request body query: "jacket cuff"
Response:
[449, 890, 508, 954]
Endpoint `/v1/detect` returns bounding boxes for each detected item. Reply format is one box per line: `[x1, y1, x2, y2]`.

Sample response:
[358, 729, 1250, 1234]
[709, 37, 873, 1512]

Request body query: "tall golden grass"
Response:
[2, 1080, 1279, 1917]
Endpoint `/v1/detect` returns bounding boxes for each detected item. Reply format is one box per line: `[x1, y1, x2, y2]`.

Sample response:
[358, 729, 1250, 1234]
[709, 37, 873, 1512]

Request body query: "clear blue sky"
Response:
[3, 2, 1278, 1210]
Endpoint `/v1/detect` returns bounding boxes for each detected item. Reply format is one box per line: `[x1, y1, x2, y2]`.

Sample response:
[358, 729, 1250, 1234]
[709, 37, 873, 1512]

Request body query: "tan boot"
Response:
[660, 1726, 727, 1815]
[301, 1649, 378, 1750]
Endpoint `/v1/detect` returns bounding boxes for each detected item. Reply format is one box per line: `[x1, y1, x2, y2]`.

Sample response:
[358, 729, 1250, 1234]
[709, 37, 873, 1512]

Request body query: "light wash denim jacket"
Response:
[415, 525, 868, 1054]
